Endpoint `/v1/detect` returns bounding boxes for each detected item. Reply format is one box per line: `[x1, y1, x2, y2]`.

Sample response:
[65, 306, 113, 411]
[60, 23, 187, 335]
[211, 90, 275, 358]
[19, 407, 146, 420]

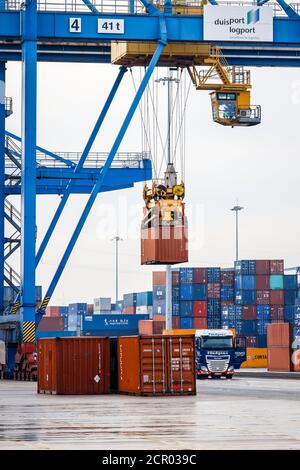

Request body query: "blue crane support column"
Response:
[0, 62, 5, 314]
[20, 1, 37, 343]
[35, 66, 127, 267]
[37, 42, 165, 317]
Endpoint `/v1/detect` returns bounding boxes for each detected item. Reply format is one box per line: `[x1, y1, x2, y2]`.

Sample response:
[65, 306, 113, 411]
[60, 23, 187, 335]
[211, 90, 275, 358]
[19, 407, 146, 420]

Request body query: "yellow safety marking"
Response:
[22, 321, 35, 343]
[11, 302, 20, 314]
[40, 296, 50, 310]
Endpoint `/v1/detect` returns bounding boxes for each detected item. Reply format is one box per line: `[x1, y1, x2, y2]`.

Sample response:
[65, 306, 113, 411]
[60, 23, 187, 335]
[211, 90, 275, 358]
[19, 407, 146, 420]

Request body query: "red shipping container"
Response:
[193, 317, 207, 329]
[193, 301, 207, 317]
[267, 323, 292, 348]
[153, 271, 166, 286]
[256, 275, 270, 290]
[38, 317, 65, 331]
[139, 320, 165, 335]
[245, 336, 258, 348]
[141, 225, 188, 265]
[172, 316, 180, 329]
[270, 305, 284, 323]
[123, 306, 136, 314]
[270, 259, 284, 274]
[256, 260, 270, 275]
[45, 306, 60, 317]
[242, 305, 257, 320]
[88, 304, 94, 314]
[38, 337, 110, 395]
[221, 301, 234, 306]
[220, 270, 235, 285]
[172, 271, 180, 286]
[153, 314, 165, 321]
[256, 290, 270, 305]
[207, 283, 221, 298]
[268, 347, 291, 372]
[193, 268, 207, 284]
[270, 290, 284, 305]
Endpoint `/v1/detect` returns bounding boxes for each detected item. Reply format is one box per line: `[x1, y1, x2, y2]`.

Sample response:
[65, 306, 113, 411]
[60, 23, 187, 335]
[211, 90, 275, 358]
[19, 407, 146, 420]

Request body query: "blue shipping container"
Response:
[193, 284, 207, 301]
[153, 299, 166, 315]
[172, 287, 180, 302]
[82, 314, 149, 333]
[270, 275, 284, 290]
[257, 335, 267, 347]
[235, 275, 256, 290]
[207, 318, 221, 329]
[180, 317, 194, 329]
[240, 320, 257, 336]
[136, 291, 153, 306]
[69, 303, 87, 314]
[207, 267, 221, 283]
[83, 329, 138, 337]
[257, 305, 271, 320]
[59, 306, 69, 316]
[235, 260, 256, 275]
[257, 321, 269, 336]
[153, 286, 166, 300]
[235, 289, 256, 306]
[284, 275, 298, 290]
[284, 290, 297, 306]
[284, 306, 295, 323]
[179, 268, 194, 284]
[172, 302, 180, 316]
[123, 293, 137, 307]
[180, 301, 194, 317]
[180, 284, 193, 301]
[36, 331, 77, 339]
[221, 286, 234, 301]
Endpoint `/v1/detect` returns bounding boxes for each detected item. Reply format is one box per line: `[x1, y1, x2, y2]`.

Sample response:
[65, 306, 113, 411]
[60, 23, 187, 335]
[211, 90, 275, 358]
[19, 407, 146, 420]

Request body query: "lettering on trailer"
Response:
[69, 17, 124, 35]
[22, 321, 35, 343]
[204, 5, 273, 42]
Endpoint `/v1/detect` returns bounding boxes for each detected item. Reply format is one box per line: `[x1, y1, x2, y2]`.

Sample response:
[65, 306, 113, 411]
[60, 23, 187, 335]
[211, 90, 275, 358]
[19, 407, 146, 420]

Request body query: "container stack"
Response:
[136, 291, 153, 315]
[267, 323, 293, 371]
[68, 303, 87, 333]
[93, 297, 111, 314]
[82, 313, 150, 337]
[123, 293, 137, 314]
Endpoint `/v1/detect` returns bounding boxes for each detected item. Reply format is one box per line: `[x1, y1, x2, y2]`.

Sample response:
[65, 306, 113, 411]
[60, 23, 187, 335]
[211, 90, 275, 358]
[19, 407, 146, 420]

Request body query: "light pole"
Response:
[111, 235, 123, 304]
[231, 204, 244, 261]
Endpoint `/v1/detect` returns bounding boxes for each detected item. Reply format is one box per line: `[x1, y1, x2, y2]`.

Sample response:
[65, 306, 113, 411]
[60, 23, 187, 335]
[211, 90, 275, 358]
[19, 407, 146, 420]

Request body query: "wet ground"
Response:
[0, 377, 300, 450]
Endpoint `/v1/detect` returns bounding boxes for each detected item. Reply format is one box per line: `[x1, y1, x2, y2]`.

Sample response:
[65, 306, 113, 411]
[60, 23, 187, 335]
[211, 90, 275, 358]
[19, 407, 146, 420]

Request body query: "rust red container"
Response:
[153, 271, 166, 286]
[256, 260, 270, 275]
[267, 348, 291, 372]
[193, 300, 207, 317]
[270, 305, 284, 322]
[172, 271, 180, 286]
[194, 268, 207, 284]
[37, 316, 65, 331]
[270, 290, 284, 305]
[172, 316, 180, 329]
[194, 317, 207, 329]
[123, 306, 136, 314]
[207, 283, 221, 299]
[242, 305, 257, 320]
[118, 335, 196, 396]
[138, 320, 165, 335]
[267, 323, 292, 348]
[37, 337, 110, 395]
[141, 226, 188, 265]
[220, 270, 234, 285]
[256, 290, 270, 305]
[256, 275, 270, 290]
[270, 259, 284, 274]
[45, 306, 60, 317]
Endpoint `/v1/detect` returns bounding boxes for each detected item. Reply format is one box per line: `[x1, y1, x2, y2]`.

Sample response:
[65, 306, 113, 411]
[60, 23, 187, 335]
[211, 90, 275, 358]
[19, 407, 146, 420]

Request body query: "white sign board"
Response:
[204, 5, 273, 42]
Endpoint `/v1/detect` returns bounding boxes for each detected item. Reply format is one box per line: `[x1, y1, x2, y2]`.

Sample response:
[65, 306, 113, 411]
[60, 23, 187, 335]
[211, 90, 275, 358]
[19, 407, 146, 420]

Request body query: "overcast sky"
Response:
[5, 52, 300, 305]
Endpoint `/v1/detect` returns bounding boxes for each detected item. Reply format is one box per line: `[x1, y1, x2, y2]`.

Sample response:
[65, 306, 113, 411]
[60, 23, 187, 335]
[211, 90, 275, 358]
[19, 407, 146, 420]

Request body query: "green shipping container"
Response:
[270, 274, 284, 290]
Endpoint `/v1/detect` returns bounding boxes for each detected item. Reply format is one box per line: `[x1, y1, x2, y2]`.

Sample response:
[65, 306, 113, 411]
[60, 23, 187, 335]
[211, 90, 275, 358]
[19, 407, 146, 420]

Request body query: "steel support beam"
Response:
[37, 41, 165, 317]
[0, 61, 5, 314]
[36, 65, 127, 267]
[20, 0, 37, 342]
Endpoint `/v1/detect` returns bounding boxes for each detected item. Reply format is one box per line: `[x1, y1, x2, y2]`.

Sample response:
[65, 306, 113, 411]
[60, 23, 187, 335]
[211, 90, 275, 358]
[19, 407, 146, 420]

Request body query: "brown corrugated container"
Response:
[194, 268, 207, 284]
[207, 283, 221, 298]
[153, 271, 166, 286]
[267, 323, 292, 347]
[256, 290, 270, 305]
[138, 320, 166, 335]
[270, 305, 284, 322]
[118, 335, 196, 396]
[141, 226, 188, 265]
[292, 349, 300, 372]
[45, 306, 60, 317]
[270, 259, 284, 274]
[194, 317, 207, 329]
[270, 290, 284, 305]
[256, 275, 270, 290]
[172, 316, 180, 329]
[267, 347, 291, 371]
[256, 260, 270, 275]
[172, 271, 180, 286]
[220, 270, 234, 285]
[88, 304, 94, 314]
[37, 337, 110, 395]
[37, 316, 65, 331]
[242, 305, 257, 320]
[123, 306, 136, 314]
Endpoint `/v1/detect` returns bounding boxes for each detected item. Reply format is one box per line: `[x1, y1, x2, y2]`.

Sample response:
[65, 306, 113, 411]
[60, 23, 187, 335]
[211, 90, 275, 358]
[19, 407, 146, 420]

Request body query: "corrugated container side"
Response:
[267, 323, 292, 347]
[193, 268, 207, 284]
[192, 283, 207, 300]
[255, 260, 270, 275]
[269, 260, 284, 274]
[269, 275, 284, 290]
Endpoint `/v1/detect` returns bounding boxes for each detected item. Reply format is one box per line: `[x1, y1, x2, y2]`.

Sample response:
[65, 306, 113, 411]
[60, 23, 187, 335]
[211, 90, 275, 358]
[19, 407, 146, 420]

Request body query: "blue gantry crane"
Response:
[0, 0, 299, 375]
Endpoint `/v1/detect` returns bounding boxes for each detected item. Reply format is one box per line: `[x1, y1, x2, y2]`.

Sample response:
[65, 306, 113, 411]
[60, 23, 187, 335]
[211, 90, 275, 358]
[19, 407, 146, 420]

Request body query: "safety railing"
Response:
[1, 0, 299, 16]
[35, 150, 151, 168]
[237, 104, 261, 120]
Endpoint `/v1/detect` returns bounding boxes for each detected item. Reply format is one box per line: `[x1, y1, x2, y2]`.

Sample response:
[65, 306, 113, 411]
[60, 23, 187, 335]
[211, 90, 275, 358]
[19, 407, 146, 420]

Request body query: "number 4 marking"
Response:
[69, 18, 82, 33]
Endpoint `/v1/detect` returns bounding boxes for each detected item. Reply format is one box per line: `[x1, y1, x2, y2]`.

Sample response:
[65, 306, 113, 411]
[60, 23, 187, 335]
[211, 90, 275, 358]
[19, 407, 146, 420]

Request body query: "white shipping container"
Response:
[94, 297, 111, 311]
[93, 309, 112, 315]
[136, 306, 152, 315]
